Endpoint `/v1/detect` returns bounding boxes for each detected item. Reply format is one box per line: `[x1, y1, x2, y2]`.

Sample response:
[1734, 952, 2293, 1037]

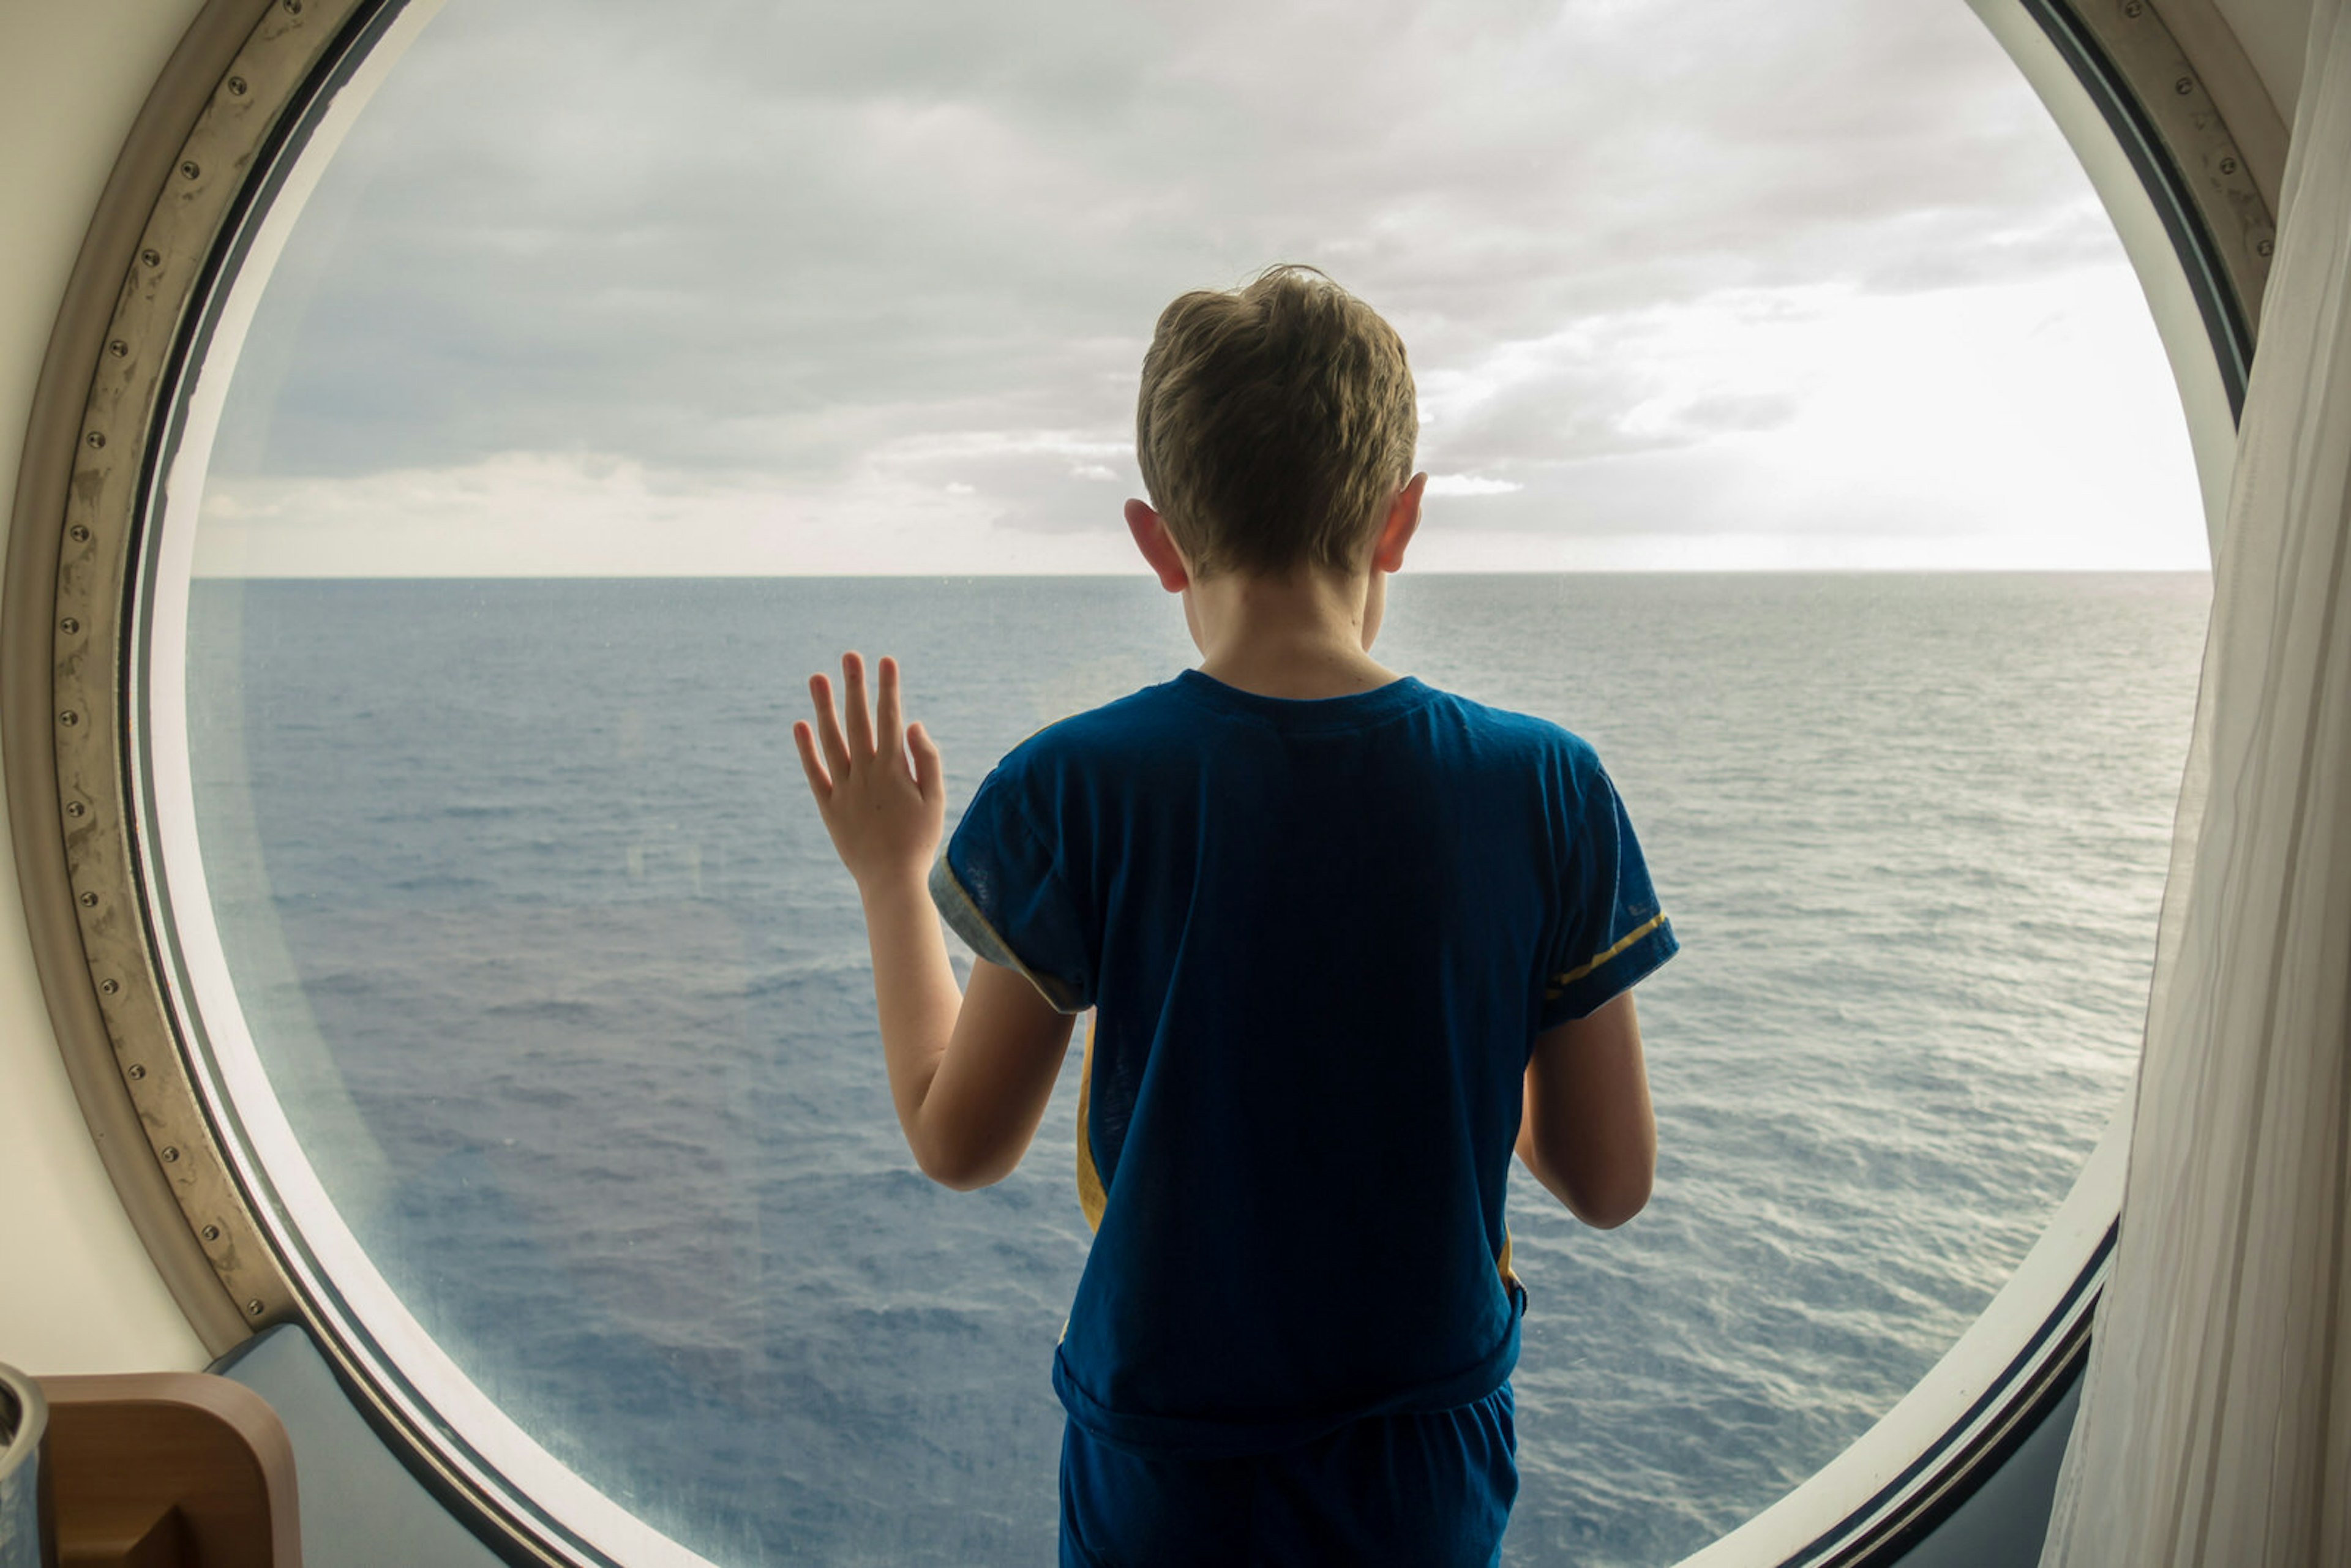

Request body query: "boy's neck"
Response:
[1185, 564, 1403, 700]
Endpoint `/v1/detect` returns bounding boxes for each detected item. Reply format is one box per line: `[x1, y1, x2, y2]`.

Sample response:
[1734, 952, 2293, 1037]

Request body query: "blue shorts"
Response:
[1059, 1382, 1517, 1567]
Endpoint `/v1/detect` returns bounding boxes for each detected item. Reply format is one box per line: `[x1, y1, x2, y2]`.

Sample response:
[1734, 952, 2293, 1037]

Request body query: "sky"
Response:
[191, 0, 2213, 576]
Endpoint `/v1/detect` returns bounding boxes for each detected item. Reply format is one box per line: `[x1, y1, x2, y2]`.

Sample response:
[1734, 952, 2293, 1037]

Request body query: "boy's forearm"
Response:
[857, 868, 962, 1141]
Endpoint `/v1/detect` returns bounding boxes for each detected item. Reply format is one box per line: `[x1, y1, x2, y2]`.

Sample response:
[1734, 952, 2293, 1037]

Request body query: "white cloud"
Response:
[191, 0, 2204, 574]
[1425, 475, 1526, 497]
[191, 451, 1139, 577]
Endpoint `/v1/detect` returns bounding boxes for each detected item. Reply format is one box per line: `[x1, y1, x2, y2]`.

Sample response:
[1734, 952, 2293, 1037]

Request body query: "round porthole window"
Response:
[39, 0, 2249, 1562]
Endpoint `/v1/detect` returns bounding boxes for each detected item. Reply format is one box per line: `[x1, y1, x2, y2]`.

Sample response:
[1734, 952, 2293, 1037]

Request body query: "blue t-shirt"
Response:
[930, 670, 1676, 1458]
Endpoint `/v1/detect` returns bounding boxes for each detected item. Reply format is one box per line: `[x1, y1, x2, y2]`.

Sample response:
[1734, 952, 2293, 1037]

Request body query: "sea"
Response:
[183, 572, 2209, 1567]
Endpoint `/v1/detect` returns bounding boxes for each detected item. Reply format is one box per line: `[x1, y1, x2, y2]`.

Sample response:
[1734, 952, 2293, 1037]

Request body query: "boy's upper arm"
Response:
[915, 757, 1092, 1186]
[1522, 991, 1654, 1227]
[1528, 992, 1646, 1120]
[1523, 745, 1671, 1225]
[915, 959, 1078, 1188]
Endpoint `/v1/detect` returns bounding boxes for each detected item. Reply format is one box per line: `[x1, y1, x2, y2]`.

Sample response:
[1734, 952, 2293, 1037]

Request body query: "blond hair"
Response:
[1135, 265, 1417, 579]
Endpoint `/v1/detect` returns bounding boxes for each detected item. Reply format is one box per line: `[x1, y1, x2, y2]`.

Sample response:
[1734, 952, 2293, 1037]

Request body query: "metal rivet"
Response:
[2174, 76, 2195, 96]
[66, 800, 86, 819]
[283, 0, 302, 12]
[69, 523, 90, 542]
[60, 617, 80, 634]
[58, 710, 78, 727]
[181, 160, 201, 181]
[84, 430, 105, 449]
[2123, 0, 2143, 15]
[107, 340, 127, 358]
[228, 76, 249, 97]
[201, 1225, 222, 1242]
[141, 248, 161, 268]
[79, 891, 98, 907]
[2258, 238, 2275, 257]
[161, 1146, 181, 1163]
[126, 1063, 146, 1080]
[100, 978, 119, 995]
[2219, 156, 2240, 176]
[247, 1300, 266, 1317]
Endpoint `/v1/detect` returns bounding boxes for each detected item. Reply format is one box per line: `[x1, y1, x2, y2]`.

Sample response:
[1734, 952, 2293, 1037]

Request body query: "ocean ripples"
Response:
[186, 573, 2206, 1566]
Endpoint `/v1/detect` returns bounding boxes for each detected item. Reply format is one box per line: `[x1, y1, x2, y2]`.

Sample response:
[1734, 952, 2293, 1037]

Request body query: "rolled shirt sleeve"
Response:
[1539, 762, 1677, 1027]
[929, 767, 1093, 1014]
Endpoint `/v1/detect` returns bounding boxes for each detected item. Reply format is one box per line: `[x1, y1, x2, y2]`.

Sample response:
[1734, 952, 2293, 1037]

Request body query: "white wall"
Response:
[0, 0, 212, 1376]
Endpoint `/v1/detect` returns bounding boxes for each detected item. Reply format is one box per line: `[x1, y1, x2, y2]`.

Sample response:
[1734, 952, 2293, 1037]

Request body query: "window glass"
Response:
[171, 1, 2208, 1563]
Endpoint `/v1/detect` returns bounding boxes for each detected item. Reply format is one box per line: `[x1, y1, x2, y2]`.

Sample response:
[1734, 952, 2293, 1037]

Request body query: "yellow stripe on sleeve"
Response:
[1546, 912, 1668, 996]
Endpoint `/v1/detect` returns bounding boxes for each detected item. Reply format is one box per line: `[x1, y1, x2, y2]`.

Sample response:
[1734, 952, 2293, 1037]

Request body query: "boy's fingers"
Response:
[875, 656, 904, 759]
[841, 651, 876, 758]
[908, 721, 943, 801]
[809, 673, 852, 778]
[791, 720, 833, 799]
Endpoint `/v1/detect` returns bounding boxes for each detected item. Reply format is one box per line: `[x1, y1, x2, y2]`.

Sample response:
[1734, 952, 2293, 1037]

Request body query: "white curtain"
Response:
[2040, 2, 2351, 1562]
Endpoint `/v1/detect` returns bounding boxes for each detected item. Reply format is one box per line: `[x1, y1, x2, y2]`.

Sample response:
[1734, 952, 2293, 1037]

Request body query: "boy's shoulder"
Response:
[1427, 683, 1600, 759]
[997, 671, 1605, 780]
[984, 677, 1194, 785]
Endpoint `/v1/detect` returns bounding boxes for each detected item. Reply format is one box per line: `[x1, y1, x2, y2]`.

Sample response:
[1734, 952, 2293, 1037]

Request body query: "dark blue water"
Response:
[185, 573, 2206, 1565]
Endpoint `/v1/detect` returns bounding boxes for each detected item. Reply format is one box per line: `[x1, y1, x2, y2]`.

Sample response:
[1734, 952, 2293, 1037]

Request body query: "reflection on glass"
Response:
[176, 1, 2208, 1564]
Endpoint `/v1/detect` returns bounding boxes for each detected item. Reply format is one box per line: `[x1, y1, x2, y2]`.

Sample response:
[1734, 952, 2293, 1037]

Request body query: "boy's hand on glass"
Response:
[794, 651, 946, 892]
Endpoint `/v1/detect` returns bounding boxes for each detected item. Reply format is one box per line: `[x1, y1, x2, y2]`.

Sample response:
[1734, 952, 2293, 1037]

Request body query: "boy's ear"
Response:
[1125, 499, 1191, 593]
[1371, 473, 1428, 574]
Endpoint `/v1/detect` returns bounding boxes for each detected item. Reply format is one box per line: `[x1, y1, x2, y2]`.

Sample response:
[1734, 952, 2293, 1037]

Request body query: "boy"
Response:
[792, 266, 1674, 1566]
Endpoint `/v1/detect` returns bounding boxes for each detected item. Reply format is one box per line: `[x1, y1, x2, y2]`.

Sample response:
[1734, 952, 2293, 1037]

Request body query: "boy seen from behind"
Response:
[793, 266, 1676, 1566]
